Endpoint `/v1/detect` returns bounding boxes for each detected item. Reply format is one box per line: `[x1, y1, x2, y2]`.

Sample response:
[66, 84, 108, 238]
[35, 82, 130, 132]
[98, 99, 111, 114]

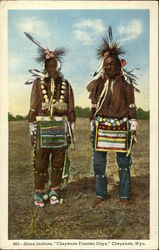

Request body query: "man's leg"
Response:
[49, 148, 66, 205]
[33, 148, 49, 207]
[93, 149, 108, 198]
[34, 148, 49, 190]
[92, 122, 108, 199]
[116, 152, 132, 200]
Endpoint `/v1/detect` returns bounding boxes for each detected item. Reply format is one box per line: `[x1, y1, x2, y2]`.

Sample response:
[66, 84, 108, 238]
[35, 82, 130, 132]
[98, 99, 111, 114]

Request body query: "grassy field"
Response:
[9, 118, 149, 239]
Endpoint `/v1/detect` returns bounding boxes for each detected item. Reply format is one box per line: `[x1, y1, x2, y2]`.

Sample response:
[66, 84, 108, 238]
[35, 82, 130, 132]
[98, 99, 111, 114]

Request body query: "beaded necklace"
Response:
[40, 78, 67, 119]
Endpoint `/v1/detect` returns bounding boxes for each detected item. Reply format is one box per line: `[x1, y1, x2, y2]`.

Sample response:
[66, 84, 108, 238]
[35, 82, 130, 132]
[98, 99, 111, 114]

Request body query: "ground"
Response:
[9, 119, 149, 239]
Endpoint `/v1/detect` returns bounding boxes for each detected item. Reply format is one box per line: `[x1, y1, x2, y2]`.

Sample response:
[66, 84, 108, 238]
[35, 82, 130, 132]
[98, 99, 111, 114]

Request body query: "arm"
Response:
[67, 83, 76, 145]
[28, 80, 39, 146]
[87, 79, 98, 123]
[87, 79, 99, 142]
[126, 84, 137, 143]
[89, 104, 96, 142]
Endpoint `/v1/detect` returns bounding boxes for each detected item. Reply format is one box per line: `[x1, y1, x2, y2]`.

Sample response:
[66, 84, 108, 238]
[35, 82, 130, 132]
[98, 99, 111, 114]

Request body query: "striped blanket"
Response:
[39, 120, 67, 149]
[95, 121, 129, 152]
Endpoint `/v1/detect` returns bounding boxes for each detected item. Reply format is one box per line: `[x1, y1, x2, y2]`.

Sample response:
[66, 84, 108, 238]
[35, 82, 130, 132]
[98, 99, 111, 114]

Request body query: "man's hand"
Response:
[67, 135, 71, 145]
[67, 135, 75, 150]
[131, 130, 137, 144]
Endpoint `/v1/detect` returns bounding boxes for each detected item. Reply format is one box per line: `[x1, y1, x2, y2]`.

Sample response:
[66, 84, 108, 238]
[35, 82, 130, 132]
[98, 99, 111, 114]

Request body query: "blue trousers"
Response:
[93, 123, 132, 199]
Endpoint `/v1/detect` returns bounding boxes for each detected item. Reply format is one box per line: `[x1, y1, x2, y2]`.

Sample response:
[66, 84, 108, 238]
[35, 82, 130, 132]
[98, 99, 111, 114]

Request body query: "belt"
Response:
[36, 116, 66, 122]
[95, 116, 128, 126]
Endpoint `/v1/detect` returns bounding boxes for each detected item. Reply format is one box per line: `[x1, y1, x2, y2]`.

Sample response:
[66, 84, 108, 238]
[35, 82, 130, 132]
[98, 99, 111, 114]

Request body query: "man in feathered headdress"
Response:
[87, 26, 139, 207]
[24, 33, 76, 208]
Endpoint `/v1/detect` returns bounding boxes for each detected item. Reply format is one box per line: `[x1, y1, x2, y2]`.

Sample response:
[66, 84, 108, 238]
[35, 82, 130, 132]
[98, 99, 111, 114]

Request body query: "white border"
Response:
[0, 1, 158, 249]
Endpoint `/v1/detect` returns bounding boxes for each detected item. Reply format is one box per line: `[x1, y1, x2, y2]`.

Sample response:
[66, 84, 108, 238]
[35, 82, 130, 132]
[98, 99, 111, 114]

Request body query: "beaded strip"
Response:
[60, 80, 67, 103]
[50, 79, 56, 118]
[95, 116, 128, 126]
[33, 123, 37, 176]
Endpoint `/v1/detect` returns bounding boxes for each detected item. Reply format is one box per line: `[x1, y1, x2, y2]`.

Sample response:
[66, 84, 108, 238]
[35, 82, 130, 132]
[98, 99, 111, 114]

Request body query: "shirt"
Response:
[87, 74, 137, 121]
[28, 76, 76, 124]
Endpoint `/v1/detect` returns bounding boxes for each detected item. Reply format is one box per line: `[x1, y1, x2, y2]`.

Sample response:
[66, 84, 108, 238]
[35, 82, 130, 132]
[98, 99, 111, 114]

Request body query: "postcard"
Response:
[0, 1, 158, 249]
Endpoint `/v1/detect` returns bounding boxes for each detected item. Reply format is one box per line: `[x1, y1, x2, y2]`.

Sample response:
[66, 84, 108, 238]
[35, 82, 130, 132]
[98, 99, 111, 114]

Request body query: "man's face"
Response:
[103, 57, 121, 79]
[45, 58, 59, 79]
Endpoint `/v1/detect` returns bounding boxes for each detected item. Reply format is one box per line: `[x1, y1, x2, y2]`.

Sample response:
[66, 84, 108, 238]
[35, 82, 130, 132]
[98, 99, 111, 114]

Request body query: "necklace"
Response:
[40, 78, 67, 118]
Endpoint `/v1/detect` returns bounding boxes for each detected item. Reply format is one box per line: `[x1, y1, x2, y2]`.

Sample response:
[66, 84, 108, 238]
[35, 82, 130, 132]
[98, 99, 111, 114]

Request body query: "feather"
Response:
[24, 79, 34, 85]
[29, 69, 41, 73]
[24, 32, 46, 50]
[24, 32, 66, 64]
[123, 68, 140, 85]
[36, 48, 46, 63]
[97, 38, 109, 60]
[122, 69, 140, 92]
[93, 59, 104, 77]
[24, 32, 47, 63]
[108, 26, 113, 44]
[56, 60, 61, 71]
[97, 38, 125, 60]
[96, 26, 125, 60]
[111, 41, 125, 56]
[127, 67, 140, 74]
[133, 86, 140, 93]
[28, 69, 45, 78]
[54, 48, 66, 62]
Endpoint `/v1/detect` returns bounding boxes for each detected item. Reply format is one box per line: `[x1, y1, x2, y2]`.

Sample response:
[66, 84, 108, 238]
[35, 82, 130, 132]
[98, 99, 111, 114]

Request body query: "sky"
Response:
[8, 9, 149, 116]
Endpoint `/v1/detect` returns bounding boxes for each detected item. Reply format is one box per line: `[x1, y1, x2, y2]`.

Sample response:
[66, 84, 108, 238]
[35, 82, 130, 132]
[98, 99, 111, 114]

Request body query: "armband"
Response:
[29, 122, 37, 135]
[71, 123, 75, 134]
[129, 119, 137, 131]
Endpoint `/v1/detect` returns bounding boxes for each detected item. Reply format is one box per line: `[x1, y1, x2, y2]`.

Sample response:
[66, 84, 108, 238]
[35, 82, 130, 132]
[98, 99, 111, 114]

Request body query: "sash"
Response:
[95, 120, 129, 153]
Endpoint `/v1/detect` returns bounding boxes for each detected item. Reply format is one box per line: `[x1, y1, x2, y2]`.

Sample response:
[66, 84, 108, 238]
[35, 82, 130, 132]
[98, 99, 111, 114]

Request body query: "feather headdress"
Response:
[24, 32, 66, 65]
[24, 32, 66, 85]
[93, 26, 140, 92]
[93, 26, 124, 77]
[97, 26, 125, 61]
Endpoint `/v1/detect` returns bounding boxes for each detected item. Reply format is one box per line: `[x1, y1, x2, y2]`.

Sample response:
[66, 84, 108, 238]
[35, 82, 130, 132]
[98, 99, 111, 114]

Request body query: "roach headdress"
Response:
[97, 26, 125, 61]
[93, 26, 140, 92]
[24, 32, 66, 70]
[24, 32, 66, 85]
[93, 26, 125, 77]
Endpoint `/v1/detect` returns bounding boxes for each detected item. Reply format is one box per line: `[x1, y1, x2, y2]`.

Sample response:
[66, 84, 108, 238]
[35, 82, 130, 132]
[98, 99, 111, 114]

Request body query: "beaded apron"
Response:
[95, 117, 129, 153]
[39, 120, 67, 149]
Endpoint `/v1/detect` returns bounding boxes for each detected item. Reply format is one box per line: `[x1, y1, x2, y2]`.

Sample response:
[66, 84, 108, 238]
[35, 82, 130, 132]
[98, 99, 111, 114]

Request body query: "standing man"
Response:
[87, 26, 139, 207]
[25, 33, 76, 208]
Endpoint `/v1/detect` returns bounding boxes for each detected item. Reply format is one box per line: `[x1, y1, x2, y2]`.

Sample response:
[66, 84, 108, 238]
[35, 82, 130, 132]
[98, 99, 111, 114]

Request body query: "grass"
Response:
[9, 119, 149, 239]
